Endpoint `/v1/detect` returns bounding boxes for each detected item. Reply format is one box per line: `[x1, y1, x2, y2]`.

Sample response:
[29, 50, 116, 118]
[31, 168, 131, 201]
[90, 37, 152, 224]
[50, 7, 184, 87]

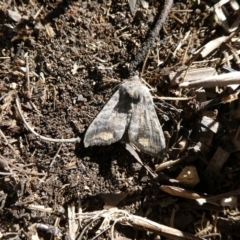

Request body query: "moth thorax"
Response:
[127, 89, 140, 100]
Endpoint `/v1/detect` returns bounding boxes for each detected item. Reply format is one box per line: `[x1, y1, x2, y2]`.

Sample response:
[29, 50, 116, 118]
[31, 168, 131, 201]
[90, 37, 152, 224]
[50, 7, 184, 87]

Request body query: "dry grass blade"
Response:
[179, 72, 240, 88]
[76, 208, 206, 240]
[15, 97, 81, 143]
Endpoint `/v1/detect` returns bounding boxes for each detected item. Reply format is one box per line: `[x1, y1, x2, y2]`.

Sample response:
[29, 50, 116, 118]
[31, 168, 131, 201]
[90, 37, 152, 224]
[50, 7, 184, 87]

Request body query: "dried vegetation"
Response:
[1, 0, 240, 239]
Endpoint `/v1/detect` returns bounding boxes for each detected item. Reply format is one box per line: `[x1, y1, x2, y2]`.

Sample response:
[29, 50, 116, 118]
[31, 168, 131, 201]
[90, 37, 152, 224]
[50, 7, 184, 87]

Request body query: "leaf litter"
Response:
[1, 0, 240, 239]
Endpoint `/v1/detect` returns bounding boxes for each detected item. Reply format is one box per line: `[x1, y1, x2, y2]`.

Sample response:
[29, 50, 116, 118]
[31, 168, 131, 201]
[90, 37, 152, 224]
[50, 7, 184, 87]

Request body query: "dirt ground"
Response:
[1, 0, 240, 239]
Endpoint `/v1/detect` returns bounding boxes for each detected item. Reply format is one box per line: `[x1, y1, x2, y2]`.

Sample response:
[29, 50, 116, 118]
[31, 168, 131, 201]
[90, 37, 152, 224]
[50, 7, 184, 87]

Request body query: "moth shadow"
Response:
[74, 141, 154, 185]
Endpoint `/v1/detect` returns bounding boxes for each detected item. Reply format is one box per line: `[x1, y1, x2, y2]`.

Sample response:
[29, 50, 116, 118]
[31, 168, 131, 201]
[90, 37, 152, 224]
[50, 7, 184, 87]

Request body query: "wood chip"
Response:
[206, 147, 230, 172]
[199, 127, 213, 146]
[176, 166, 200, 187]
[201, 116, 220, 133]
[179, 72, 240, 88]
[8, 9, 22, 22]
[194, 36, 229, 58]
[196, 89, 207, 102]
[169, 67, 217, 86]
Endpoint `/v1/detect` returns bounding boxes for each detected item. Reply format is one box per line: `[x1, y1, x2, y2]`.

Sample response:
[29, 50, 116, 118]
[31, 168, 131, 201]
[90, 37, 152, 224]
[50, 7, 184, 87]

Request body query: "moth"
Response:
[84, 75, 166, 157]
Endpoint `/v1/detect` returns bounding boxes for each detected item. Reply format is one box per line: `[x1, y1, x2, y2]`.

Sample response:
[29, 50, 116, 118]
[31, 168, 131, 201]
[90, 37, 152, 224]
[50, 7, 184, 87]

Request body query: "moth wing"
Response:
[84, 90, 131, 147]
[128, 90, 165, 157]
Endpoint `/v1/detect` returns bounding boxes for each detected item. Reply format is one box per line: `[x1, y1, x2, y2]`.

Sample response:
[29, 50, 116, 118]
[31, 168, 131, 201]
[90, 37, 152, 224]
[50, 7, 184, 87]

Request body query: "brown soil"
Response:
[1, 0, 240, 239]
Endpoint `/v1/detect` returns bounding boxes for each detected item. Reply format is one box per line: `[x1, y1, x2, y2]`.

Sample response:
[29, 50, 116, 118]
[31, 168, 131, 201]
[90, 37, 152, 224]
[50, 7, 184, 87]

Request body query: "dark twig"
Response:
[129, 0, 173, 72]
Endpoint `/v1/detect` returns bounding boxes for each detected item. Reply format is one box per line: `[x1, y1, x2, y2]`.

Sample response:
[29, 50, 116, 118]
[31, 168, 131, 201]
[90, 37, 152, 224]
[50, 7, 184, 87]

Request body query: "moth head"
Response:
[120, 84, 141, 100]
[127, 88, 141, 100]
